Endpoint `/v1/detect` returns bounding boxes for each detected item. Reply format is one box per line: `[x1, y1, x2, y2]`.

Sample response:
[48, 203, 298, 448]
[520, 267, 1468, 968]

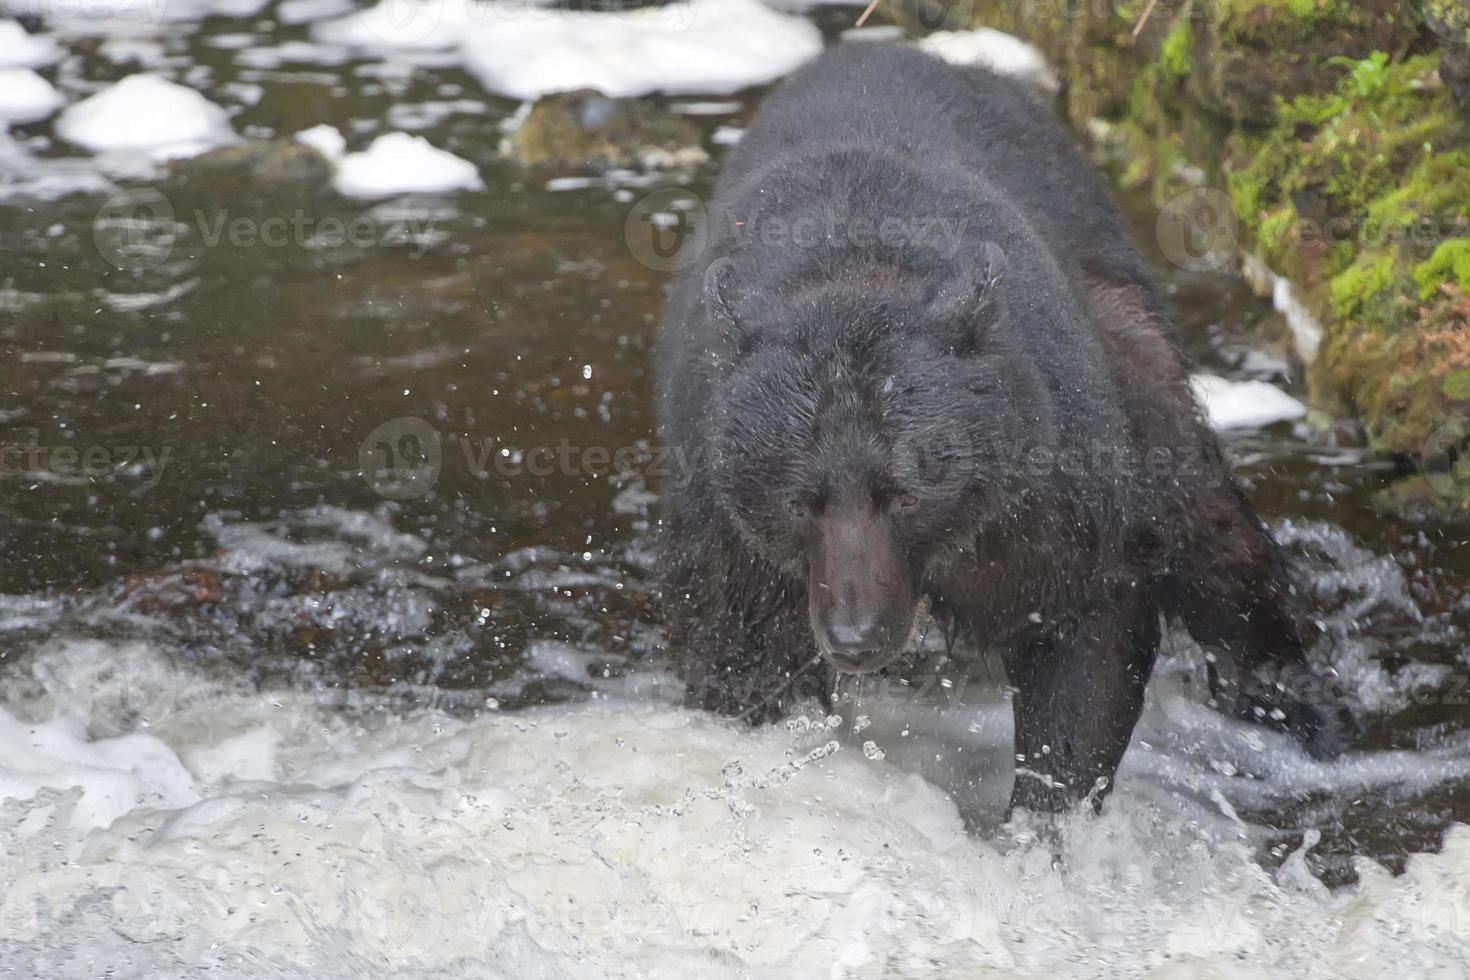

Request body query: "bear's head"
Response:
[702, 243, 1045, 673]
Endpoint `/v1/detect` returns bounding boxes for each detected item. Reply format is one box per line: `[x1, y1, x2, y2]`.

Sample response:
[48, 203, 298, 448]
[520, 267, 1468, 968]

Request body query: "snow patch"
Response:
[333, 132, 483, 197]
[54, 74, 234, 159]
[918, 27, 1058, 91]
[316, 0, 823, 100]
[294, 122, 346, 163]
[1191, 373, 1309, 430]
[0, 0, 268, 31]
[0, 20, 62, 68]
[0, 68, 63, 124]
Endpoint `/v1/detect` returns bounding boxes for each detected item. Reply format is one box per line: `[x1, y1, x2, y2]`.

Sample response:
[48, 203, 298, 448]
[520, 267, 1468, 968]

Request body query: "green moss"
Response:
[1256, 204, 1298, 266]
[508, 94, 706, 171]
[1216, 0, 1344, 43]
[1444, 368, 1470, 400]
[1160, 19, 1194, 82]
[1329, 254, 1398, 318]
[1426, 0, 1470, 42]
[1414, 239, 1470, 299]
[1364, 150, 1470, 253]
[945, 1, 1465, 457]
[1372, 473, 1470, 522]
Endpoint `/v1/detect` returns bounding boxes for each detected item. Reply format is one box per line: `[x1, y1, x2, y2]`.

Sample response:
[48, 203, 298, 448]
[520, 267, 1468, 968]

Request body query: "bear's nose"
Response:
[822, 618, 883, 655]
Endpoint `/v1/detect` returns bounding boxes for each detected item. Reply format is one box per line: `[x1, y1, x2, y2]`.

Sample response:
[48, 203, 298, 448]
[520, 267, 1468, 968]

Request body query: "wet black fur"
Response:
[655, 42, 1354, 815]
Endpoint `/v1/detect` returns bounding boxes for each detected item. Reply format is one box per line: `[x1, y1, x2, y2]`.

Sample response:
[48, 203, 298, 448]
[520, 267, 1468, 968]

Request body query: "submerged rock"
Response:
[168, 139, 335, 192]
[506, 92, 709, 172]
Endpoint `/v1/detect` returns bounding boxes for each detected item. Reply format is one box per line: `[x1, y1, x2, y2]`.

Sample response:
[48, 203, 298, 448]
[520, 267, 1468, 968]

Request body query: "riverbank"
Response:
[911, 0, 1468, 510]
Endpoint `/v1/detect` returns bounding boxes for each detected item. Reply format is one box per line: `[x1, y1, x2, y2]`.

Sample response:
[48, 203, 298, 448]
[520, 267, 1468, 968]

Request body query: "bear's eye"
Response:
[899, 493, 920, 510]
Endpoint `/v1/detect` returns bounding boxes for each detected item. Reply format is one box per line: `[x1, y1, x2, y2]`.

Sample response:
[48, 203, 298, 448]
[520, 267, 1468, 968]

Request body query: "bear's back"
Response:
[717, 42, 1155, 301]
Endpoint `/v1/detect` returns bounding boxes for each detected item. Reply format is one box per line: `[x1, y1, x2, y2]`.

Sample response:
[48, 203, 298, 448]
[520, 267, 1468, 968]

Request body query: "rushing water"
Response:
[2, 5, 1469, 976]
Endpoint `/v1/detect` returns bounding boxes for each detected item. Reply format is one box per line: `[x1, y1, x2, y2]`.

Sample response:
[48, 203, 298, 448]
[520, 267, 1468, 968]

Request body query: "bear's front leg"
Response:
[1001, 590, 1160, 816]
[670, 544, 831, 725]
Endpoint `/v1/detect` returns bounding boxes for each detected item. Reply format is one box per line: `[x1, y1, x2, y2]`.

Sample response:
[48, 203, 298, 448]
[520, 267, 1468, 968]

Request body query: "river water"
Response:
[1, 4, 1469, 977]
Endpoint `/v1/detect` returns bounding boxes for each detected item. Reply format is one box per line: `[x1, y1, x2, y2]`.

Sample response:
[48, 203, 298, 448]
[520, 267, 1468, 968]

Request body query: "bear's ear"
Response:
[928, 240, 1006, 355]
[704, 256, 759, 355]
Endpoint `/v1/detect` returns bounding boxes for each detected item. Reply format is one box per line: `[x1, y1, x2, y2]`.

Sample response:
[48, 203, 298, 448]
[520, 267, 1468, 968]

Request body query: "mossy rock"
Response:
[899, 6, 1469, 458]
[1426, 0, 1470, 116]
[507, 92, 708, 171]
[1222, 52, 1470, 454]
[167, 140, 334, 193]
[1373, 473, 1470, 523]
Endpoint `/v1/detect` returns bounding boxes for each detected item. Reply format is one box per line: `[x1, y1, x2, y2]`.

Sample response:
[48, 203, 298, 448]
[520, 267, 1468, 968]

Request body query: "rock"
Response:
[1426, 0, 1470, 117]
[168, 139, 335, 192]
[506, 92, 708, 171]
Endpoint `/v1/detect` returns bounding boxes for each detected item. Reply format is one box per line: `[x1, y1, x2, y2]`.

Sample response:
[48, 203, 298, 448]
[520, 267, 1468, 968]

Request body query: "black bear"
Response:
[655, 41, 1352, 815]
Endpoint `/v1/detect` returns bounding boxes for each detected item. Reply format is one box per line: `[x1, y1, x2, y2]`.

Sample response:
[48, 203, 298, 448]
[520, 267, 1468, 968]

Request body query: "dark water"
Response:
[1, 5, 1467, 889]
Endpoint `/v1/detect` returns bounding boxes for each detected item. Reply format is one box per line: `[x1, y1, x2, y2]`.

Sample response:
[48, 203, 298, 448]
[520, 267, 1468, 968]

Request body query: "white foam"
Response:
[203, 506, 429, 574]
[312, 0, 488, 50]
[294, 121, 346, 162]
[917, 27, 1058, 91]
[333, 131, 483, 197]
[276, 0, 351, 22]
[0, 67, 63, 124]
[315, 0, 823, 100]
[1191, 373, 1309, 430]
[0, 0, 268, 31]
[0, 19, 62, 67]
[1, 641, 1468, 976]
[0, 131, 114, 201]
[54, 74, 235, 159]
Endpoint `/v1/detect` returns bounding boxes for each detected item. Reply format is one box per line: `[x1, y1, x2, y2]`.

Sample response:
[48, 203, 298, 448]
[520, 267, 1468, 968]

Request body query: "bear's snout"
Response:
[807, 507, 917, 673]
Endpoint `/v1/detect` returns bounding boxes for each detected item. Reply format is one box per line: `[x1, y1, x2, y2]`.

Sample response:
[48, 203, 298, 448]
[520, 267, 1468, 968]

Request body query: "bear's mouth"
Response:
[813, 595, 931, 674]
